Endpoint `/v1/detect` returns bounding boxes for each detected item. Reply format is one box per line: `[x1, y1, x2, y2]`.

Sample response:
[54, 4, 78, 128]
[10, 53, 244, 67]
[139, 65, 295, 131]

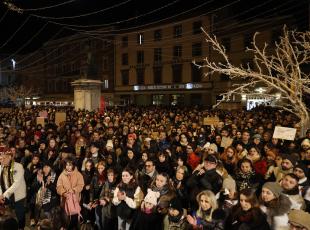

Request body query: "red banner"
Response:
[100, 96, 105, 114]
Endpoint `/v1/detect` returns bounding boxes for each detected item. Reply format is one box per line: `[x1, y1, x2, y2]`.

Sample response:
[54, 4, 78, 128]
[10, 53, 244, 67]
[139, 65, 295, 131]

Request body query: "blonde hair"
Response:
[196, 190, 218, 222]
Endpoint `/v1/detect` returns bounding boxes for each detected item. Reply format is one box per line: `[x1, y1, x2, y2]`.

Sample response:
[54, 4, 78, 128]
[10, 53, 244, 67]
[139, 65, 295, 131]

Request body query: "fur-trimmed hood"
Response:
[264, 194, 292, 217]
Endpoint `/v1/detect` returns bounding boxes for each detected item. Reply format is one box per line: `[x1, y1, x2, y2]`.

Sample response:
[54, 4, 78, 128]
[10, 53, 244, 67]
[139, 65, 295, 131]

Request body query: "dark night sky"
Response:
[0, 0, 308, 54]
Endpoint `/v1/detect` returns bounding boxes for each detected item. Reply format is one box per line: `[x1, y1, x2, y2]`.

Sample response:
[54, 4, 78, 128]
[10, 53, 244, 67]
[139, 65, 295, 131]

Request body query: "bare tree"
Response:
[5, 85, 38, 106]
[197, 26, 310, 134]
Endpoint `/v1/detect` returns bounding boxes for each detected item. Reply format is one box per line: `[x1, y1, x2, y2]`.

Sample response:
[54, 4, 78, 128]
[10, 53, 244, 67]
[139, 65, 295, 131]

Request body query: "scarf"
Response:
[152, 184, 169, 196]
[168, 211, 183, 223]
[0, 161, 15, 202]
[42, 172, 56, 205]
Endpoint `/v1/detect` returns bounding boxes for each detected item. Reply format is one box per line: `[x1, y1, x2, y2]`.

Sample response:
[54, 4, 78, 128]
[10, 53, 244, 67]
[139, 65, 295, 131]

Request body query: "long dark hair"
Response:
[118, 167, 138, 189]
[230, 188, 261, 221]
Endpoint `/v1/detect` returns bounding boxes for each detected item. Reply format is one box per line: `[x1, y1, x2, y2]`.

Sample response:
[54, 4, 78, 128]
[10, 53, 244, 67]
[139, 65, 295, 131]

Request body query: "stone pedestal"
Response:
[71, 79, 102, 111]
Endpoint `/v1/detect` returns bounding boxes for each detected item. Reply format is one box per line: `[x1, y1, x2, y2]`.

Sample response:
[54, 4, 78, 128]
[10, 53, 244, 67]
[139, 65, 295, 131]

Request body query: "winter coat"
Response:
[112, 183, 143, 220]
[132, 209, 163, 230]
[225, 207, 271, 230]
[191, 209, 226, 230]
[0, 161, 26, 202]
[163, 209, 189, 230]
[260, 194, 292, 230]
[186, 168, 223, 203]
[56, 168, 85, 204]
[234, 170, 260, 191]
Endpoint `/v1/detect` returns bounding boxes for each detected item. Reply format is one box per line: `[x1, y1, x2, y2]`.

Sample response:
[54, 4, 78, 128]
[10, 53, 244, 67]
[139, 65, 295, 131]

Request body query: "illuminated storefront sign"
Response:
[133, 83, 203, 91]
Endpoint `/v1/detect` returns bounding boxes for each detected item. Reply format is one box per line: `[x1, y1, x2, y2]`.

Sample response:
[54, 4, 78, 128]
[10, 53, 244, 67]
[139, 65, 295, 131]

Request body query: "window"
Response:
[137, 33, 144, 45]
[154, 29, 162, 41]
[122, 53, 128, 65]
[174, 25, 182, 38]
[153, 67, 162, 84]
[222, 37, 231, 52]
[172, 64, 182, 83]
[121, 70, 129, 85]
[244, 33, 253, 48]
[193, 20, 202, 34]
[191, 62, 203, 82]
[137, 51, 144, 64]
[122, 36, 128, 47]
[136, 68, 144, 84]
[173, 45, 182, 58]
[154, 48, 162, 63]
[192, 43, 202, 56]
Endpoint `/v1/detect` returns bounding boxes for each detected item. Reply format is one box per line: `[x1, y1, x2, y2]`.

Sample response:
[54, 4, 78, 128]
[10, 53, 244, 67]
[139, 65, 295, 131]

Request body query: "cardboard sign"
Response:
[273, 126, 297, 141]
[151, 132, 159, 139]
[39, 110, 48, 118]
[221, 136, 233, 148]
[203, 116, 220, 126]
[36, 117, 45, 127]
[55, 112, 66, 126]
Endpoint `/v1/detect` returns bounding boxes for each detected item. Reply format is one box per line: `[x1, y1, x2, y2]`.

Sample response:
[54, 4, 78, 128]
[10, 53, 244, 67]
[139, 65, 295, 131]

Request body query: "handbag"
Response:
[64, 192, 81, 217]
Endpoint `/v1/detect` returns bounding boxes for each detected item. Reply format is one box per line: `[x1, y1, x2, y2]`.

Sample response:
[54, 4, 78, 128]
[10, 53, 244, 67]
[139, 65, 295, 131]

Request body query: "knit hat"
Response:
[106, 140, 114, 149]
[0, 146, 12, 156]
[263, 182, 283, 198]
[252, 134, 262, 140]
[144, 189, 160, 206]
[168, 197, 183, 213]
[205, 154, 218, 164]
[295, 162, 308, 175]
[288, 210, 310, 230]
[282, 154, 297, 167]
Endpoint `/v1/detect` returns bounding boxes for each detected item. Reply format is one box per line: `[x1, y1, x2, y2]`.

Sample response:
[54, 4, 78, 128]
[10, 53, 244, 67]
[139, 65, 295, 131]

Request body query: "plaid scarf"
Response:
[42, 172, 56, 205]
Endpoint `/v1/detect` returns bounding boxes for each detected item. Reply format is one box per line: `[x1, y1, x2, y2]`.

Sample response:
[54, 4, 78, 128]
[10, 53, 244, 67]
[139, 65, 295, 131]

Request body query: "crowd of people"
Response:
[0, 105, 309, 230]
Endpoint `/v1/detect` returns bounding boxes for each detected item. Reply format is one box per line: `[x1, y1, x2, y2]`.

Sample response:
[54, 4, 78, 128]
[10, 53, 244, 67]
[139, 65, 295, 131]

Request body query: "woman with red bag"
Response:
[57, 157, 84, 230]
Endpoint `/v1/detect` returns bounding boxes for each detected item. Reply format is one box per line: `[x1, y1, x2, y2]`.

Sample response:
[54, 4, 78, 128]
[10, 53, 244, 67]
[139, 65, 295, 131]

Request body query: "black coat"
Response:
[131, 210, 163, 230]
[225, 207, 271, 230]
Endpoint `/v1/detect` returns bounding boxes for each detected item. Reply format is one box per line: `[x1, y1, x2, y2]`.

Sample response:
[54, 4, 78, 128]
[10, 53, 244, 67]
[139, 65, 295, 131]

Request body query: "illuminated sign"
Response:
[133, 83, 203, 91]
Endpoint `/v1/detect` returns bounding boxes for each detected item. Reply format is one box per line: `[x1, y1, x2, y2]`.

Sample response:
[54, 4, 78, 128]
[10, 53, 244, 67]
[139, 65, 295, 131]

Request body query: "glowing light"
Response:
[11, 59, 16, 70]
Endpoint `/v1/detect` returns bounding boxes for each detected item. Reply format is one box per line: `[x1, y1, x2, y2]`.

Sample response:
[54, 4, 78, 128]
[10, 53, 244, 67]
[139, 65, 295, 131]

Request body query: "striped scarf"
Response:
[42, 172, 56, 205]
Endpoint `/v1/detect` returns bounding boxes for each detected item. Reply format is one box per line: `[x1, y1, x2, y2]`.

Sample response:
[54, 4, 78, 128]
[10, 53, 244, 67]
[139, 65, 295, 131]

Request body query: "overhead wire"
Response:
[21, 0, 77, 12]
[31, 0, 133, 20]
[0, 22, 49, 65]
[0, 9, 9, 24]
[32, 0, 213, 29]
[1, 0, 304, 73]
[0, 15, 31, 49]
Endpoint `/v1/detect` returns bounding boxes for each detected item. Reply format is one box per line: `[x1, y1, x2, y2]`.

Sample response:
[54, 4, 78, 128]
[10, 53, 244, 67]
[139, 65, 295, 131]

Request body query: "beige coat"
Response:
[56, 168, 84, 204]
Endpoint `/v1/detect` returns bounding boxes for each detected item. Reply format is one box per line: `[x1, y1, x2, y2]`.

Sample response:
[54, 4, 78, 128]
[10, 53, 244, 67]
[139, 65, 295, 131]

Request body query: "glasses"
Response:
[187, 147, 192, 150]
[145, 164, 153, 167]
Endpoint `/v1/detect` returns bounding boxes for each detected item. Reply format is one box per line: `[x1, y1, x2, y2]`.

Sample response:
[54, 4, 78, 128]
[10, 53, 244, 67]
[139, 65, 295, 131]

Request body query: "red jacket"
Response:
[187, 152, 201, 170]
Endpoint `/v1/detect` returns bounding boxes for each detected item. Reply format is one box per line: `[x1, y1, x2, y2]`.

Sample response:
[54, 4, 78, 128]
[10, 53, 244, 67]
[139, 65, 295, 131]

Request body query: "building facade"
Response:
[18, 34, 115, 106]
[114, 15, 213, 106]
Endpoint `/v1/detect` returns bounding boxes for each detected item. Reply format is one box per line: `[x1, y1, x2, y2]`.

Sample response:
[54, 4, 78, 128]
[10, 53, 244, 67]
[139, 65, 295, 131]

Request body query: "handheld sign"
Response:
[273, 126, 297, 141]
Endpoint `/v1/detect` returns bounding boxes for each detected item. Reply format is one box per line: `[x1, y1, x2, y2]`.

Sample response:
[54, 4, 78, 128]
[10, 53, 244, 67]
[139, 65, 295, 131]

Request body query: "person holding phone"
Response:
[112, 167, 143, 230]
